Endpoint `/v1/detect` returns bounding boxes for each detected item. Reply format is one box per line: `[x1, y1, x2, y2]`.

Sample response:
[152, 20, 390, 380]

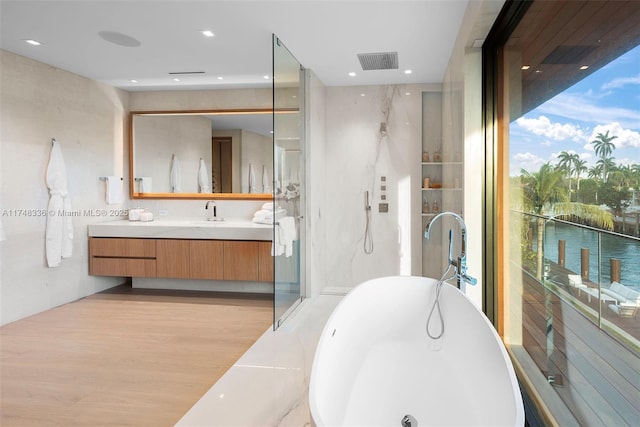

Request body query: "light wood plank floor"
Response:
[1, 285, 273, 427]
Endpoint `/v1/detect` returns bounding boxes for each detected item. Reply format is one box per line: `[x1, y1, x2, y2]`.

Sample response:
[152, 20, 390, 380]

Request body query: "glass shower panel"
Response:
[272, 35, 305, 329]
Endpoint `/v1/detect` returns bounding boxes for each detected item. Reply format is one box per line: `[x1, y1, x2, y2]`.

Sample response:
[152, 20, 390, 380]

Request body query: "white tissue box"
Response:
[128, 208, 145, 221]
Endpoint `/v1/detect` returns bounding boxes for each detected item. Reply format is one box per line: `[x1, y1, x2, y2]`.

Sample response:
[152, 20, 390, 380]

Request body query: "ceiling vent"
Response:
[169, 71, 205, 75]
[357, 52, 399, 71]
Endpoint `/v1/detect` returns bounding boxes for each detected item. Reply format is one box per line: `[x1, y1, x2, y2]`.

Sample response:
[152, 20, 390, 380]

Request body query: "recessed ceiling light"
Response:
[404, 69, 412, 74]
[263, 75, 270, 79]
[23, 39, 43, 46]
[580, 65, 589, 70]
[130, 79, 138, 83]
[521, 65, 531, 70]
[405, 92, 411, 96]
[201, 30, 215, 37]
[173, 78, 181, 82]
[217, 76, 224, 80]
[535, 70, 543, 74]
[360, 93, 366, 97]
[348, 72, 356, 77]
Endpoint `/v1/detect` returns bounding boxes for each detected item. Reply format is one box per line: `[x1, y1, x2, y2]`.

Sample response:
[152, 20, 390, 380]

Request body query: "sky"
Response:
[509, 43, 640, 176]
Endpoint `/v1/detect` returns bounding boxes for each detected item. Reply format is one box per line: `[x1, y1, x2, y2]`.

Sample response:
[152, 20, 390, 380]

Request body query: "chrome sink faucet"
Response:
[424, 211, 477, 290]
[205, 200, 223, 221]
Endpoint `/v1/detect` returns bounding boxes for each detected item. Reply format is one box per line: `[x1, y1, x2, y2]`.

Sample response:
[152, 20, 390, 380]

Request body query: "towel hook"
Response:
[51, 138, 56, 146]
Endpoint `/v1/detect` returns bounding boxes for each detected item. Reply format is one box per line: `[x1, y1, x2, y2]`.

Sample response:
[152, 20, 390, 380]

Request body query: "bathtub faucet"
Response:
[424, 212, 477, 290]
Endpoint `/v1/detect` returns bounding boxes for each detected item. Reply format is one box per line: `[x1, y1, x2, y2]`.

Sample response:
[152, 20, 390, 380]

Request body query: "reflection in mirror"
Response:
[130, 110, 277, 199]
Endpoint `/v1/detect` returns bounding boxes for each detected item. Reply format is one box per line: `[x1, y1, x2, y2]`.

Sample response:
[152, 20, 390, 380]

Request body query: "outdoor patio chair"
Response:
[608, 303, 638, 318]
[567, 274, 587, 296]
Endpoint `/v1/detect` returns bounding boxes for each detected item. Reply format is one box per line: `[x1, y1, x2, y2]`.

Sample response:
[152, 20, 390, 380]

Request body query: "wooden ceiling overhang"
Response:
[507, 0, 640, 115]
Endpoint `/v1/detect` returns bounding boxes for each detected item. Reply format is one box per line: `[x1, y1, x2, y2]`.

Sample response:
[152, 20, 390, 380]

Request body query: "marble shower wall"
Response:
[322, 84, 435, 292]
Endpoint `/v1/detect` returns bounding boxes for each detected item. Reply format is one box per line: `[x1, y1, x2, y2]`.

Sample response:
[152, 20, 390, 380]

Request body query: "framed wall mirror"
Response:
[129, 109, 283, 200]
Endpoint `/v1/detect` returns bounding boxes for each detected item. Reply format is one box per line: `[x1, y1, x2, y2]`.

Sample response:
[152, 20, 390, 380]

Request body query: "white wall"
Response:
[320, 84, 432, 293]
[0, 50, 129, 325]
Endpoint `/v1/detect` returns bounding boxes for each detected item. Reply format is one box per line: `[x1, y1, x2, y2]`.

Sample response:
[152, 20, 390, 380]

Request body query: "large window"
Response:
[485, 1, 640, 425]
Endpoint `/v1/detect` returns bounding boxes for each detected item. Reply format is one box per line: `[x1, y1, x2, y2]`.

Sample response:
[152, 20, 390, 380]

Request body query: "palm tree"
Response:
[521, 164, 568, 279]
[521, 163, 614, 280]
[591, 131, 618, 182]
[596, 157, 617, 182]
[588, 164, 603, 181]
[558, 151, 578, 198]
[574, 158, 588, 196]
[557, 151, 579, 199]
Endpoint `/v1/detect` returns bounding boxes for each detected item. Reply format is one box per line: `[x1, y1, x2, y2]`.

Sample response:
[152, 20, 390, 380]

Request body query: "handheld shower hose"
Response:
[364, 191, 374, 254]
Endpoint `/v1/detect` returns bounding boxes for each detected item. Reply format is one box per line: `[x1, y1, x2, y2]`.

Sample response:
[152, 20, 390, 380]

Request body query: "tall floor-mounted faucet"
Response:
[424, 212, 477, 290]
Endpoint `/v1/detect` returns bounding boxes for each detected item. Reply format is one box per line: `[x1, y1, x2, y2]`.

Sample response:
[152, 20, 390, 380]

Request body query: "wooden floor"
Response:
[0, 285, 273, 427]
[521, 272, 640, 426]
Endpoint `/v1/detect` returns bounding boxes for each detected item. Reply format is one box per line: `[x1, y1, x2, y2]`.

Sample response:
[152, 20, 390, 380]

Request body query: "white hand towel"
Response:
[279, 216, 296, 258]
[139, 177, 152, 193]
[105, 176, 123, 204]
[262, 165, 271, 193]
[45, 140, 73, 267]
[261, 202, 274, 211]
[198, 158, 210, 193]
[252, 208, 287, 225]
[248, 163, 256, 193]
[170, 154, 182, 193]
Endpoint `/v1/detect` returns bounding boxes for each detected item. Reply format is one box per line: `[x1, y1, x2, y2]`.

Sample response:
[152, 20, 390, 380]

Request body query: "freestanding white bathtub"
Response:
[309, 276, 524, 427]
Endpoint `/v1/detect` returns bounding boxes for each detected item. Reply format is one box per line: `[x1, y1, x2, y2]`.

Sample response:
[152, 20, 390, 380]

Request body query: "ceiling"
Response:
[0, 0, 473, 91]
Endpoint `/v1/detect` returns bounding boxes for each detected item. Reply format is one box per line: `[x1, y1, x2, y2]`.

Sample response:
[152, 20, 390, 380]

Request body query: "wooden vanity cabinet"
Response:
[189, 240, 224, 280]
[89, 237, 271, 282]
[156, 239, 190, 279]
[223, 241, 259, 281]
[257, 241, 274, 282]
[89, 237, 156, 277]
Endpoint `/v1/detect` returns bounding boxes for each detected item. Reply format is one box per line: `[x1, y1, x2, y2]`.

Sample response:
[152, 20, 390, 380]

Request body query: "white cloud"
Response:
[517, 116, 640, 153]
[511, 152, 546, 175]
[601, 74, 640, 90]
[516, 116, 586, 141]
[539, 93, 640, 130]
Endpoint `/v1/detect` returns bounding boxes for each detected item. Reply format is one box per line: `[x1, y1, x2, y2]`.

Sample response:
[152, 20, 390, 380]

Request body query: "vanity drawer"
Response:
[89, 257, 156, 277]
[89, 237, 156, 258]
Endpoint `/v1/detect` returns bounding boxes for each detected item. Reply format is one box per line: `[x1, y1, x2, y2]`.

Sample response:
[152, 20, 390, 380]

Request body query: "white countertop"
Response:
[88, 219, 273, 241]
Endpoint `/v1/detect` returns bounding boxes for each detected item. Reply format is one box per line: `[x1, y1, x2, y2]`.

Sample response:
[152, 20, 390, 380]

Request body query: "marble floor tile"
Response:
[175, 294, 343, 427]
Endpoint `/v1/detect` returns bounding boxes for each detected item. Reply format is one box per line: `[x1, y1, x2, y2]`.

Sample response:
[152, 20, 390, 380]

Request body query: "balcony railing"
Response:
[508, 210, 639, 427]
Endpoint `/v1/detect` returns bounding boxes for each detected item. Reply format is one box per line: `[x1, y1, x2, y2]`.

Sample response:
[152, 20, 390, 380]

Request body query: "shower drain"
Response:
[401, 414, 418, 427]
